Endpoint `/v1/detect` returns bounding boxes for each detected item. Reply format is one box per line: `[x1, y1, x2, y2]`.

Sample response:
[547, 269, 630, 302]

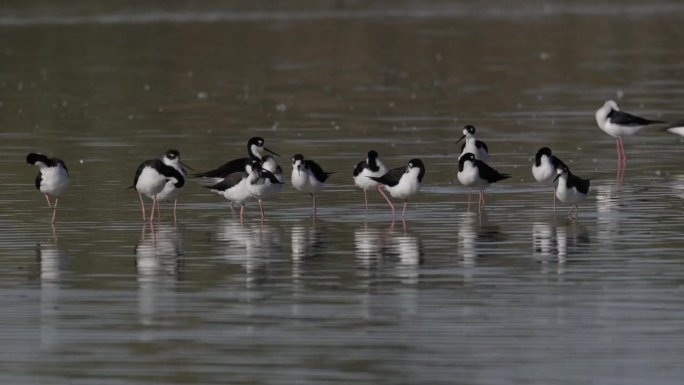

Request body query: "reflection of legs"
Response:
[311, 193, 317, 215]
[377, 185, 395, 221]
[138, 192, 146, 221]
[44, 194, 52, 208]
[51, 198, 59, 223]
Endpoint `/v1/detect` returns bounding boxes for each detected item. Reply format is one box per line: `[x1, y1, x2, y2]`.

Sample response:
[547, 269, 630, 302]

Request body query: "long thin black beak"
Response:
[264, 147, 280, 157]
[553, 172, 562, 182]
[455, 134, 466, 145]
[180, 160, 193, 171]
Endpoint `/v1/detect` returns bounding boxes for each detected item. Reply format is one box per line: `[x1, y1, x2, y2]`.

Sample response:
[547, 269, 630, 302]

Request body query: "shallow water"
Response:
[2, 2, 684, 384]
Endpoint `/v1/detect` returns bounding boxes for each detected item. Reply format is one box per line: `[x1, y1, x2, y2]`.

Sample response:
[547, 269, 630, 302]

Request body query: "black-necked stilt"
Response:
[369, 158, 425, 221]
[353, 150, 388, 209]
[554, 165, 590, 221]
[456, 125, 490, 161]
[193, 136, 279, 180]
[532, 147, 567, 210]
[291, 154, 332, 215]
[132, 158, 185, 222]
[201, 160, 255, 220]
[457, 153, 509, 208]
[26, 153, 70, 223]
[247, 159, 284, 222]
[595, 100, 663, 164]
[663, 119, 684, 137]
[155, 149, 192, 221]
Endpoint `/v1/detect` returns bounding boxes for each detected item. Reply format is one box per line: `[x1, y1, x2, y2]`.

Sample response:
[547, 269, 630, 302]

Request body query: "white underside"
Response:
[39, 167, 69, 196]
[457, 162, 488, 189]
[213, 178, 253, 204]
[385, 169, 421, 199]
[291, 169, 324, 194]
[532, 157, 556, 183]
[248, 178, 280, 199]
[600, 121, 644, 137]
[136, 167, 168, 198]
[666, 126, 684, 137]
[354, 165, 387, 191]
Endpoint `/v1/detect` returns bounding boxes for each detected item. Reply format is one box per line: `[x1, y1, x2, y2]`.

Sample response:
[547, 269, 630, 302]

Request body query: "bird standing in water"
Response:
[291, 154, 333, 216]
[26, 153, 70, 223]
[353, 150, 387, 209]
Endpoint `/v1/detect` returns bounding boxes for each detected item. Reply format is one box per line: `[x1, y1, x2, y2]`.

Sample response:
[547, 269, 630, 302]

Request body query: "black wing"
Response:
[206, 171, 247, 191]
[665, 119, 684, 130]
[193, 157, 248, 178]
[353, 160, 366, 177]
[607, 109, 664, 126]
[157, 162, 186, 188]
[34, 173, 42, 190]
[476, 160, 510, 184]
[369, 166, 405, 187]
[261, 169, 284, 185]
[476, 140, 489, 153]
[306, 160, 332, 183]
[567, 173, 590, 195]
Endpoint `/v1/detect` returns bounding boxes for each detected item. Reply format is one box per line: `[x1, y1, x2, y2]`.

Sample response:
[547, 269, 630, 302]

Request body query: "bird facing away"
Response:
[456, 125, 490, 162]
[457, 153, 509, 209]
[155, 149, 192, 221]
[201, 162, 254, 221]
[291, 154, 333, 216]
[369, 158, 425, 221]
[132, 158, 185, 222]
[595, 100, 664, 164]
[26, 153, 70, 223]
[193, 136, 280, 180]
[553, 165, 590, 221]
[532, 147, 567, 210]
[247, 159, 284, 223]
[353, 150, 388, 209]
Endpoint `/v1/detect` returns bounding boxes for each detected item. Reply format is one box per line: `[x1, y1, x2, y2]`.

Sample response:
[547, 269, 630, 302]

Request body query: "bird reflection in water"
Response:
[212, 219, 282, 287]
[532, 221, 590, 274]
[354, 221, 424, 285]
[37, 229, 68, 350]
[135, 222, 185, 326]
[457, 212, 503, 270]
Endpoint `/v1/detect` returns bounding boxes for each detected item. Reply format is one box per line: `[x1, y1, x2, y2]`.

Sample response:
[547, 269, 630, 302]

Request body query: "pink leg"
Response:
[173, 199, 178, 223]
[138, 192, 147, 222]
[363, 190, 368, 210]
[239, 205, 245, 223]
[553, 188, 556, 212]
[51, 197, 59, 223]
[619, 136, 628, 162]
[258, 199, 265, 223]
[44, 194, 52, 208]
[377, 185, 395, 221]
[616, 137, 622, 164]
[402, 200, 408, 218]
[156, 199, 161, 219]
[149, 197, 157, 222]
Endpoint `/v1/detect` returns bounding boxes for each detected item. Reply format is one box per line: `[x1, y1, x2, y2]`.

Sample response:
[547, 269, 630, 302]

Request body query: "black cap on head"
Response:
[165, 149, 180, 159]
[292, 154, 304, 163]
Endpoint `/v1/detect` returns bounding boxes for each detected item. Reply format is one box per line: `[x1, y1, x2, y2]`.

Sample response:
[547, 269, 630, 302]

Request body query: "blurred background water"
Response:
[2, 1, 684, 384]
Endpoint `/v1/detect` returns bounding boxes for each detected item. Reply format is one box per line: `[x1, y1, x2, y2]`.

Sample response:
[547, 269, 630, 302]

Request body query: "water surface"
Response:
[2, 2, 684, 384]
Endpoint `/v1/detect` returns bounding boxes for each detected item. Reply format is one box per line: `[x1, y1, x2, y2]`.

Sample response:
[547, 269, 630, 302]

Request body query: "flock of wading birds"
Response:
[24, 100, 684, 224]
